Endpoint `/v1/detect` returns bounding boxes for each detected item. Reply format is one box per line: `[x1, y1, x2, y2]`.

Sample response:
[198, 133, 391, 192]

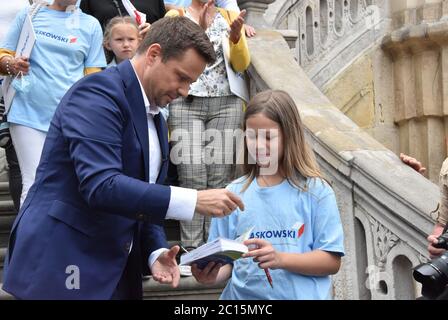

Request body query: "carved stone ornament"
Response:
[368, 216, 399, 268]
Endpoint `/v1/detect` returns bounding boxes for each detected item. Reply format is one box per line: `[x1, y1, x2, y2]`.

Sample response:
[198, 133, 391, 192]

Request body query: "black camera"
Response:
[413, 230, 448, 299]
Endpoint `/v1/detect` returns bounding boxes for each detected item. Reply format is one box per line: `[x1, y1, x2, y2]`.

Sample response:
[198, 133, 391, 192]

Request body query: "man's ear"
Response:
[145, 43, 162, 66]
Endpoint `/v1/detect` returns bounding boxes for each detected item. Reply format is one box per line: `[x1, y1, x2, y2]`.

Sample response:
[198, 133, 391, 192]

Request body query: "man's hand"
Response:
[229, 10, 246, 44]
[151, 245, 180, 288]
[400, 153, 426, 174]
[191, 262, 222, 285]
[244, 24, 256, 37]
[199, 0, 216, 30]
[195, 189, 244, 217]
[428, 223, 446, 259]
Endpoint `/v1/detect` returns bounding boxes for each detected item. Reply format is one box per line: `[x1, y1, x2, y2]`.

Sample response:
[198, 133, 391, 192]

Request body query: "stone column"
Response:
[237, 0, 275, 29]
[408, 37, 445, 181]
[383, 17, 448, 182]
[390, 0, 409, 14]
[383, 42, 417, 159]
[443, 0, 448, 19]
[419, 0, 443, 22]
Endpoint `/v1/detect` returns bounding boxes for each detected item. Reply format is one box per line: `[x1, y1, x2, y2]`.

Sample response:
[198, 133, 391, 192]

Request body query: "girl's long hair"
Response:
[241, 90, 323, 192]
[103, 16, 139, 64]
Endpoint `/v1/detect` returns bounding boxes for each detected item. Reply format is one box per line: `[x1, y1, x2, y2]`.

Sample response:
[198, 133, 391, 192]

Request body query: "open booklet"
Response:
[180, 238, 248, 269]
[179, 227, 254, 269]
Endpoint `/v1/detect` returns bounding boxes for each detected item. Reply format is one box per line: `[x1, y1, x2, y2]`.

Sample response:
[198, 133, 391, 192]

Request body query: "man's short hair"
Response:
[137, 16, 216, 65]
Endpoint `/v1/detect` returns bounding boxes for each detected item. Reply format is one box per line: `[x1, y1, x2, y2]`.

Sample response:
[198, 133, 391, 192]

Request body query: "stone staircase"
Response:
[143, 276, 223, 300]
[0, 182, 17, 300]
[0, 184, 224, 300]
[0, 182, 16, 283]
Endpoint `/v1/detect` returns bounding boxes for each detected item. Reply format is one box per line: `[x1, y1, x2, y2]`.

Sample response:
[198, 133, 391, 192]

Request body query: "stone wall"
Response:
[264, 0, 400, 164]
[383, 0, 448, 182]
[265, 0, 448, 183]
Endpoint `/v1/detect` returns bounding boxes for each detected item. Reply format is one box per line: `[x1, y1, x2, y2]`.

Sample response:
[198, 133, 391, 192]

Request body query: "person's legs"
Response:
[204, 95, 244, 242]
[5, 144, 22, 212]
[168, 96, 207, 248]
[9, 124, 46, 206]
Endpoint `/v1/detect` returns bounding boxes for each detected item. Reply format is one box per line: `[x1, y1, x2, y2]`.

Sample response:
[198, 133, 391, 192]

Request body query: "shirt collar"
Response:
[130, 61, 160, 116]
[108, 58, 117, 68]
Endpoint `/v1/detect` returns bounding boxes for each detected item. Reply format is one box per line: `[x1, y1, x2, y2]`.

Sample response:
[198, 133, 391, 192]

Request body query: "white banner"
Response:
[2, 14, 36, 114]
[121, 0, 146, 25]
[221, 34, 249, 103]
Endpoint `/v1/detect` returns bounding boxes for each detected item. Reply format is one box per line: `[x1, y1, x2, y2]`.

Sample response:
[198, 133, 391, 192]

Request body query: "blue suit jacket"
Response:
[2, 61, 171, 299]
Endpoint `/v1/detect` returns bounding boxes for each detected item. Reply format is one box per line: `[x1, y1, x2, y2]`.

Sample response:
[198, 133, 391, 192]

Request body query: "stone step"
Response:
[0, 275, 224, 300]
[0, 201, 16, 248]
[0, 286, 13, 300]
[143, 276, 223, 300]
[0, 200, 15, 214]
[0, 183, 12, 202]
[0, 248, 6, 288]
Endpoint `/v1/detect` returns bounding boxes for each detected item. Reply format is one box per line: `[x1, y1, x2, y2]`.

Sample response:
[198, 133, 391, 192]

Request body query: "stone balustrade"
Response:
[264, 0, 391, 88]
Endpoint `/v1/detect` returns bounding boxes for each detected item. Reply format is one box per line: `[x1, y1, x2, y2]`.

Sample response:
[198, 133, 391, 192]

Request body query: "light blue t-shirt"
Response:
[164, 0, 240, 12]
[208, 177, 345, 300]
[1, 7, 106, 132]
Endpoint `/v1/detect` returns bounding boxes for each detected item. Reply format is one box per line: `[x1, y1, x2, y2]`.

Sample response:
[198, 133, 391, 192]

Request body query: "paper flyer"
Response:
[121, 0, 147, 25]
[2, 14, 36, 114]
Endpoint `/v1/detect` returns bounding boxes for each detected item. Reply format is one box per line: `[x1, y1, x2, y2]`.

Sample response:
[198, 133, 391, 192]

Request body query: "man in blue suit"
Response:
[2, 16, 244, 299]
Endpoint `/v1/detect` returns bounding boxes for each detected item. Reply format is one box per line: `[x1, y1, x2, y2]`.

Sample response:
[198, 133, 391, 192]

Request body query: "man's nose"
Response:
[178, 86, 189, 98]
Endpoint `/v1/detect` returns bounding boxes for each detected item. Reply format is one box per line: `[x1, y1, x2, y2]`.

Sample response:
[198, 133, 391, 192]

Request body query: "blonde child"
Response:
[191, 90, 345, 300]
[102, 16, 170, 121]
[103, 16, 141, 67]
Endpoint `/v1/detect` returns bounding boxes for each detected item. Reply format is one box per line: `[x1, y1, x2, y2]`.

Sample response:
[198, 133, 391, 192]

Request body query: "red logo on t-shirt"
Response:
[297, 224, 305, 238]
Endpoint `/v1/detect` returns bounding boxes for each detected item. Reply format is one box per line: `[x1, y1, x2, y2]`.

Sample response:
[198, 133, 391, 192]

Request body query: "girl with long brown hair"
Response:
[191, 90, 345, 299]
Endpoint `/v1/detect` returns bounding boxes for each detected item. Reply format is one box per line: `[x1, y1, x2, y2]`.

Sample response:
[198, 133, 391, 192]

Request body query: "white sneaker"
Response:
[179, 265, 192, 277]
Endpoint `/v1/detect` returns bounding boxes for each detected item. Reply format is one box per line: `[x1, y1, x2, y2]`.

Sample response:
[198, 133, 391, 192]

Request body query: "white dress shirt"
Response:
[130, 63, 197, 266]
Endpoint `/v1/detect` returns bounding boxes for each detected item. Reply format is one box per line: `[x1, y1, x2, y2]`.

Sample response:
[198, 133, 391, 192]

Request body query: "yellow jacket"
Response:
[165, 7, 250, 72]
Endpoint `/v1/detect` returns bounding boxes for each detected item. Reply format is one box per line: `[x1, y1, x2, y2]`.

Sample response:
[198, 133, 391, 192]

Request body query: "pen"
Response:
[264, 268, 273, 289]
[179, 244, 189, 254]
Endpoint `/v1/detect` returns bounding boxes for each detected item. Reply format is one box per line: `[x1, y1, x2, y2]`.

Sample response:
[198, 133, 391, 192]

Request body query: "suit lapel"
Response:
[117, 60, 149, 182]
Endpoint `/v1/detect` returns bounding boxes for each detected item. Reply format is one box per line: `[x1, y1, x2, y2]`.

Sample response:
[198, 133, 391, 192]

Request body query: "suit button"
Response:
[137, 213, 145, 221]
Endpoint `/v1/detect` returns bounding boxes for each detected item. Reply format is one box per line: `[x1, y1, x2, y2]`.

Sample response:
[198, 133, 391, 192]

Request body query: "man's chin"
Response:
[163, 97, 177, 106]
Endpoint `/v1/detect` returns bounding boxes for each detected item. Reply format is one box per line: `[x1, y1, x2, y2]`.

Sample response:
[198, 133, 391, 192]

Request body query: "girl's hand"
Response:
[191, 262, 222, 285]
[198, 0, 215, 30]
[229, 10, 246, 44]
[243, 238, 281, 269]
[138, 22, 151, 39]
